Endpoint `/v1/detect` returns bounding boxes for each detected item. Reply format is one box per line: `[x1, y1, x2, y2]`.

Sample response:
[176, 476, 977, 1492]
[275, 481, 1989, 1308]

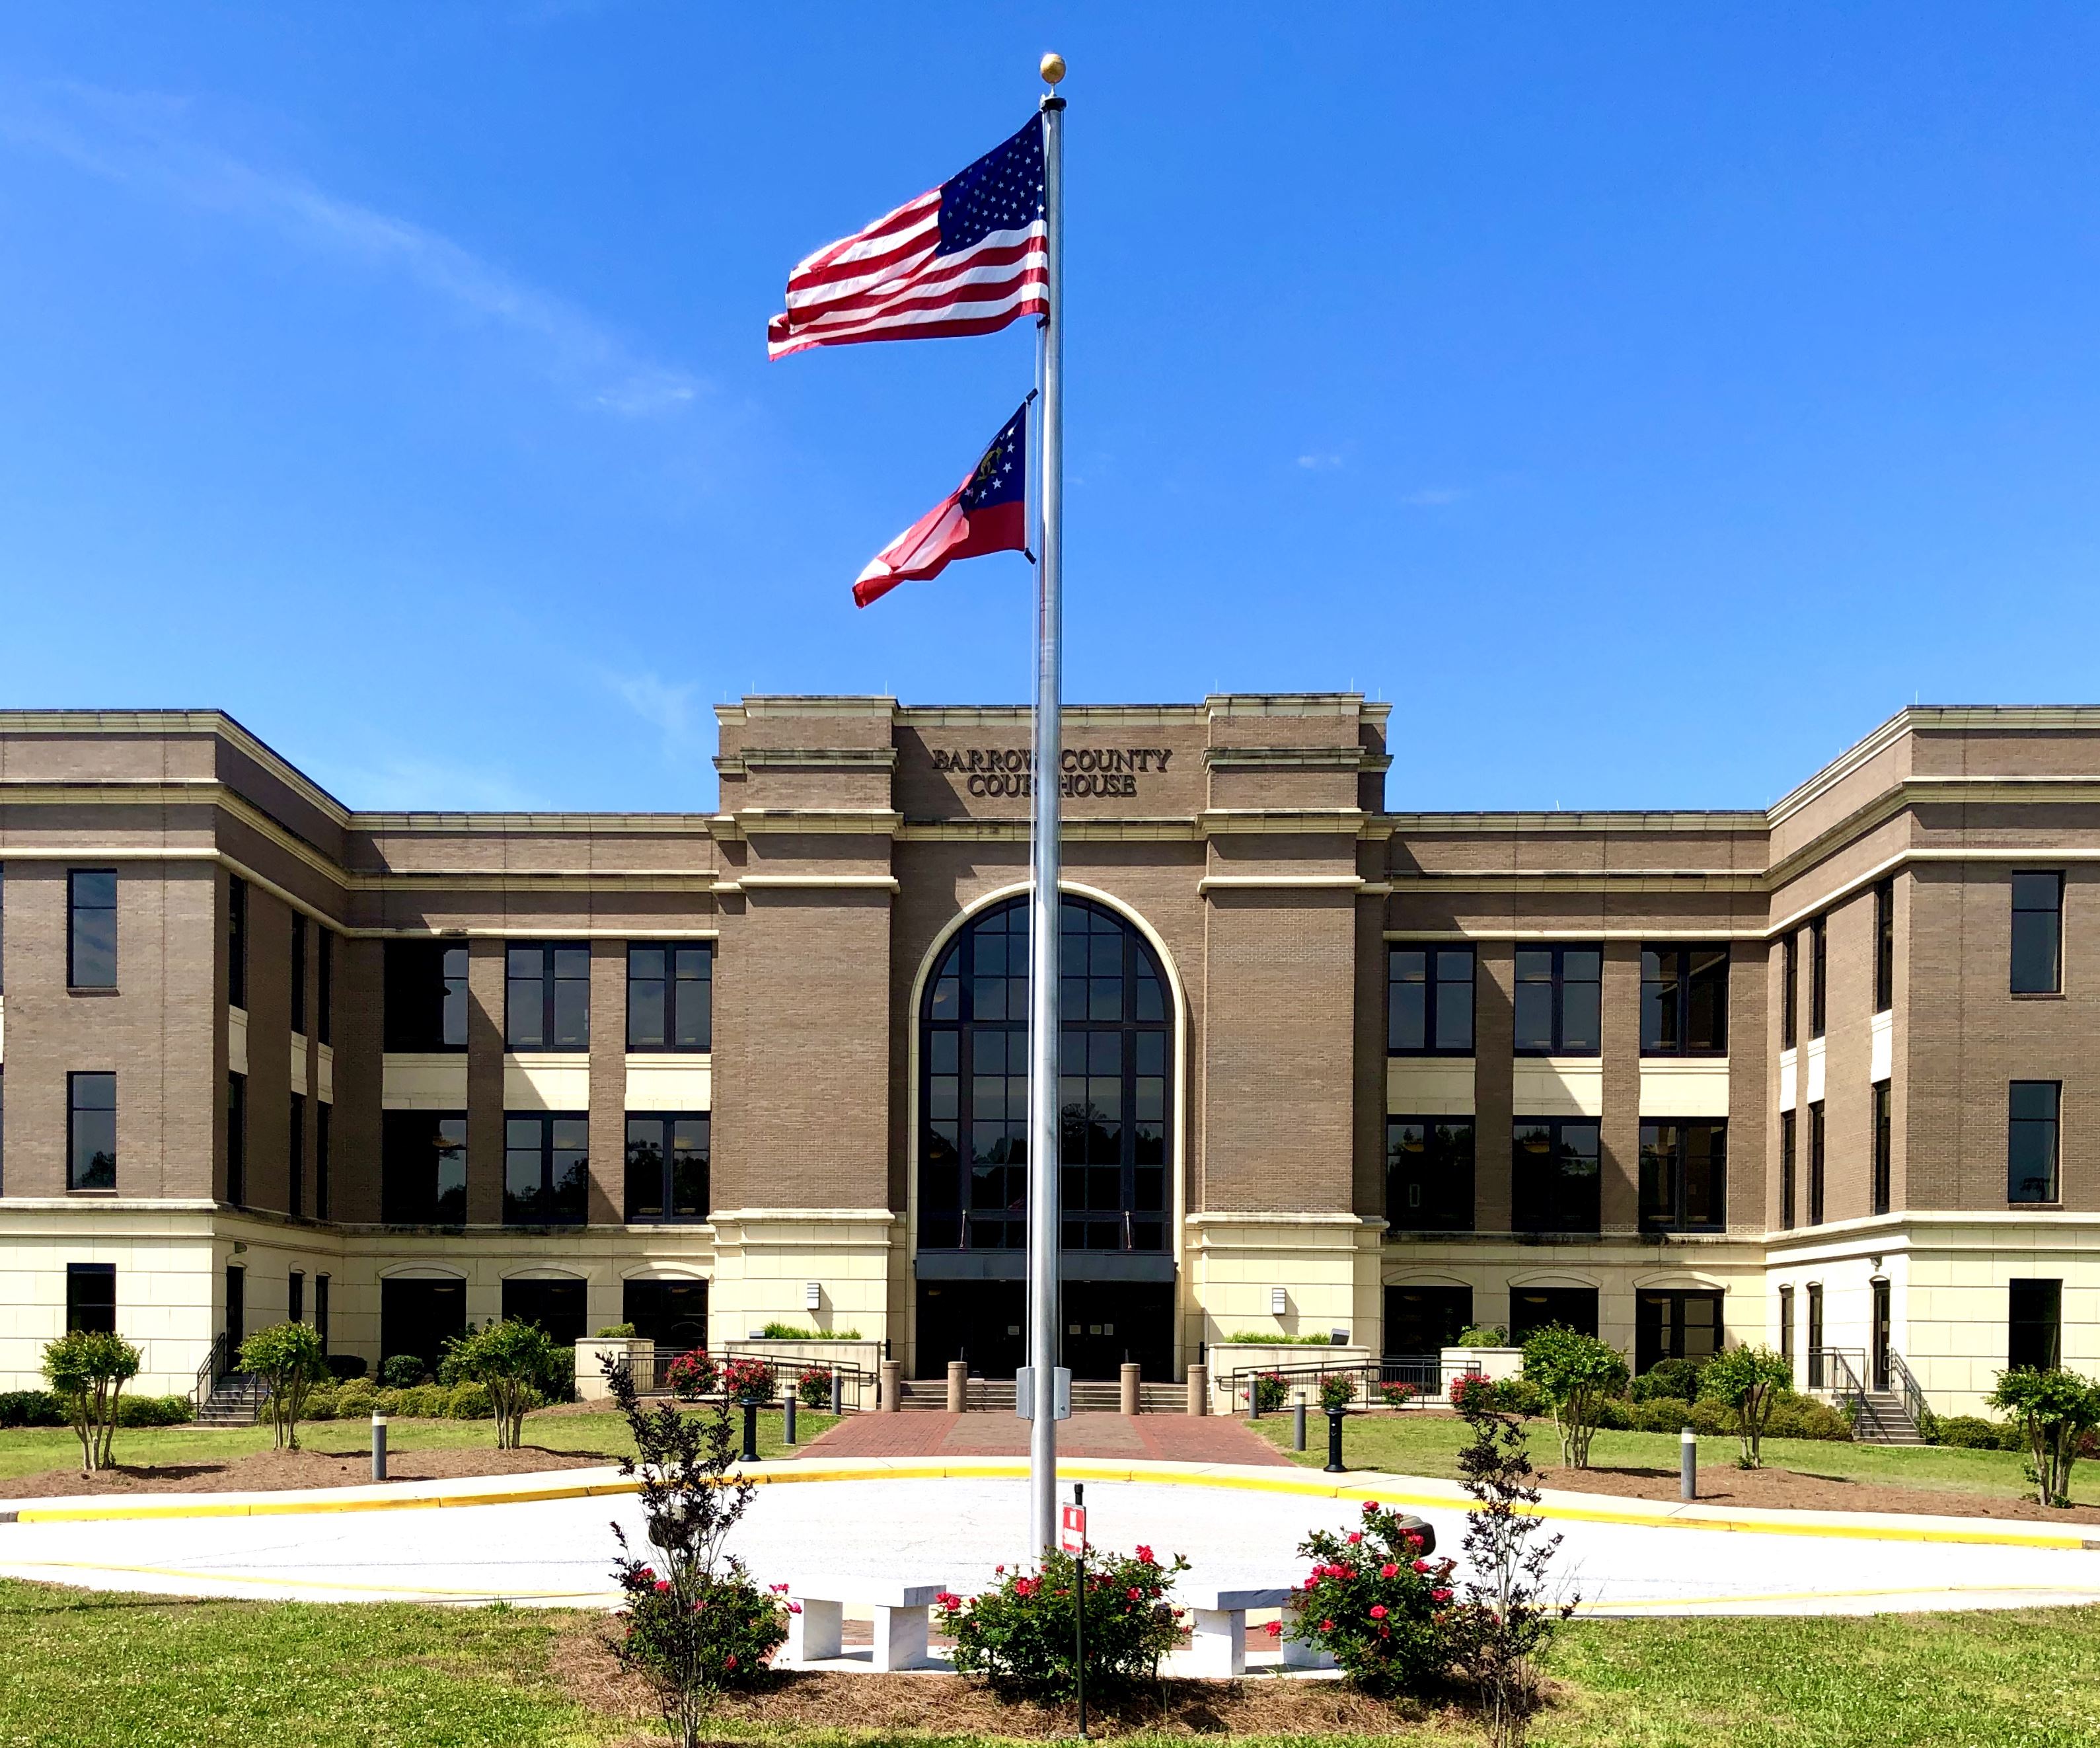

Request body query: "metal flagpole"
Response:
[1027, 53, 1067, 1558]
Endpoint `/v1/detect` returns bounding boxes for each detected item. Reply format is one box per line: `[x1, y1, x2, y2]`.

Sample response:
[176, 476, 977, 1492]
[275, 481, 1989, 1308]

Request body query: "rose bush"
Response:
[665, 1351, 718, 1400]
[1279, 1500, 1454, 1695]
[719, 1357, 778, 1404]
[1377, 1381, 1419, 1410]
[613, 1558, 789, 1702]
[796, 1365, 834, 1410]
[940, 1542, 1189, 1701]
[1320, 1372, 1360, 1412]
[1243, 1371, 1289, 1414]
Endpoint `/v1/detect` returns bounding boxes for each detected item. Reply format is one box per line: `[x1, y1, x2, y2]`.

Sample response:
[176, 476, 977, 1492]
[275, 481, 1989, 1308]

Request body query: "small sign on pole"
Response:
[1059, 1500, 1087, 1554]
[1015, 1365, 1072, 1421]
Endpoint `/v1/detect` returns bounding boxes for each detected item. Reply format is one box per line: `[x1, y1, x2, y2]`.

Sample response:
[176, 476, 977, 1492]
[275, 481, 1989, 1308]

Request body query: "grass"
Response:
[0, 1408, 837, 1484]
[1, 1576, 2097, 1747]
[1250, 1411, 2100, 1508]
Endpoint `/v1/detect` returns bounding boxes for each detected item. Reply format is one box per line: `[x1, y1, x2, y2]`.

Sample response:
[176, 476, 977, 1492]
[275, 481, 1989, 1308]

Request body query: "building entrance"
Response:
[914, 1277, 1175, 1381]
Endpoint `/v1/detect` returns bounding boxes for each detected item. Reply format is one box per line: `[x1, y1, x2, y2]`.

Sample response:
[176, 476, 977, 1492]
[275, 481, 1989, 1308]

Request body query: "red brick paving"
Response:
[792, 1410, 1291, 1466]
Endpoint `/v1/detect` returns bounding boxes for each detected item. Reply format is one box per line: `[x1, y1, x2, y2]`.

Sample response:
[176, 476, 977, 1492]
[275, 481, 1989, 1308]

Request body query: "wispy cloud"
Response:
[1296, 453, 1344, 471]
[605, 669, 709, 761]
[1400, 486, 1464, 506]
[319, 752, 548, 812]
[0, 78, 700, 418]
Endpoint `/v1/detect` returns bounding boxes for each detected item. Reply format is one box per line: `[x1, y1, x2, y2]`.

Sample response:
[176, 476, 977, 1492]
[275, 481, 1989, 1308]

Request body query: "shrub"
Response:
[1319, 1373, 1360, 1412]
[1498, 1377, 1548, 1418]
[1520, 1328, 1629, 1470]
[1454, 1324, 1509, 1348]
[1687, 1398, 1732, 1437]
[0, 1390, 66, 1428]
[1762, 1393, 1852, 1443]
[336, 1379, 378, 1419]
[375, 1384, 447, 1419]
[241, 1321, 330, 1451]
[1243, 1371, 1289, 1414]
[1988, 1367, 2100, 1506]
[796, 1366, 834, 1410]
[446, 1318, 560, 1448]
[1590, 1395, 1631, 1432]
[1281, 1500, 1452, 1694]
[1933, 1414, 2019, 1451]
[599, 1353, 782, 1745]
[759, 1322, 862, 1340]
[1377, 1381, 1419, 1410]
[1631, 1396, 1694, 1434]
[1699, 1344, 1795, 1468]
[1450, 1372, 1497, 1416]
[1630, 1357, 1707, 1404]
[449, 1381, 494, 1420]
[113, 1393, 191, 1427]
[381, 1355, 427, 1389]
[598, 1324, 638, 1338]
[43, 1328, 142, 1474]
[941, 1543, 1189, 1701]
[719, 1357, 778, 1404]
[326, 1354, 369, 1382]
[666, 1351, 718, 1400]
[1224, 1331, 1337, 1345]
[303, 1385, 338, 1422]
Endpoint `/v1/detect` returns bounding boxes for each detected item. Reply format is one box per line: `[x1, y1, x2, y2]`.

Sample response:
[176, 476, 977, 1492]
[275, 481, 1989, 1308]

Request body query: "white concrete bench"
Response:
[783, 1579, 950, 1672]
[1168, 1587, 1343, 1676]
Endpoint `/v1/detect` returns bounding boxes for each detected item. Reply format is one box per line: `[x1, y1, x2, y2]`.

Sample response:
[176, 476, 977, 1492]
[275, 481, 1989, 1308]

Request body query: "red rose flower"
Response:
[1346, 1531, 1363, 1544]
[1264, 1620, 1282, 1637]
[1369, 1604, 1388, 1620]
[1320, 1618, 1335, 1633]
[725, 1654, 737, 1669]
[1363, 1500, 1379, 1514]
[1431, 1587, 1453, 1603]
[1380, 1562, 1399, 1579]
[1412, 1559, 1431, 1574]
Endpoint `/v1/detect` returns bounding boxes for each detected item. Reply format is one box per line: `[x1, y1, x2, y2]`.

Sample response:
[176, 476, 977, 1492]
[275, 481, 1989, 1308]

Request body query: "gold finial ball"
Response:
[1040, 52, 1066, 85]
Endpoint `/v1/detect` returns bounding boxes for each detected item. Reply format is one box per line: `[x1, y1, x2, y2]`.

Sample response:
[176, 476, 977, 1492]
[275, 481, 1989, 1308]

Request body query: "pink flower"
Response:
[724, 1653, 737, 1669]
[1412, 1559, 1430, 1574]
[1380, 1563, 1400, 1579]
[1136, 1544, 1156, 1564]
[1431, 1588, 1452, 1604]
[769, 1583, 790, 1594]
[1264, 1620, 1282, 1637]
[1127, 1587, 1143, 1601]
[1407, 1532, 1424, 1550]
[653, 1581, 671, 1594]
[1345, 1531, 1363, 1544]
[788, 1603, 802, 1615]
[1369, 1605, 1388, 1620]
[994, 1564, 1005, 1574]
[1320, 1618, 1335, 1633]
[1362, 1501, 1379, 1515]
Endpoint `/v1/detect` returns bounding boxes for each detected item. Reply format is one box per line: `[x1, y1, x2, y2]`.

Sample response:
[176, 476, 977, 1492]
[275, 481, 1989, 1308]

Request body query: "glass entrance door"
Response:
[1871, 1278, 1891, 1391]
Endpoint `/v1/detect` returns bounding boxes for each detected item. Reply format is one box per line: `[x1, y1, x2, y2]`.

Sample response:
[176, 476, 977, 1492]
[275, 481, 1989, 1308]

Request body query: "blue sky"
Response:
[3, 5, 2099, 814]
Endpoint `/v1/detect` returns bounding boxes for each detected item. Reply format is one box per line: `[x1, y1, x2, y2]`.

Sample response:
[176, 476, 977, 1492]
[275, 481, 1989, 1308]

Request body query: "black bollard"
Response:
[741, 1400, 759, 1463]
[1680, 1425, 1697, 1501]
[830, 1371, 844, 1416]
[371, 1412, 387, 1481]
[1324, 1406, 1346, 1473]
[1293, 1400, 1307, 1452]
[784, 1390, 798, 1446]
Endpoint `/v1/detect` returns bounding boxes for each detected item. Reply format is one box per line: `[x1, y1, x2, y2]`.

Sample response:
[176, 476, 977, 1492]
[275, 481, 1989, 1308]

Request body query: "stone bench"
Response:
[783, 1579, 950, 1672]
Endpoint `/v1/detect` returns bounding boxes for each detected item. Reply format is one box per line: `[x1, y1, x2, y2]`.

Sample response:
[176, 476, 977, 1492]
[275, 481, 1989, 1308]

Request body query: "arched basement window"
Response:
[921, 893, 1170, 1254]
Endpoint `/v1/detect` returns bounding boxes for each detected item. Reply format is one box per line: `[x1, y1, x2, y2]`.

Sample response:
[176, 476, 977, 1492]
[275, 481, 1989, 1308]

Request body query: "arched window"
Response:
[921, 894, 1171, 1254]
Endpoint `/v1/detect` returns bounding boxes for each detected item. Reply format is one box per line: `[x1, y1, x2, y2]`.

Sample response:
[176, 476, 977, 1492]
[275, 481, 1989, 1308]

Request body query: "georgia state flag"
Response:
[853, 402, 1030, 608]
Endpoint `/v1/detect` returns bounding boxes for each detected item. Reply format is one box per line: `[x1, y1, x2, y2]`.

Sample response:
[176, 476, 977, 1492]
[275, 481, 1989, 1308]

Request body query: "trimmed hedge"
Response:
[0, 1388, 188, 1427]
[0, 1389, 66, 1427]
[114, 1393, 192, 1427]
[1930, 1413, 2023, 1451]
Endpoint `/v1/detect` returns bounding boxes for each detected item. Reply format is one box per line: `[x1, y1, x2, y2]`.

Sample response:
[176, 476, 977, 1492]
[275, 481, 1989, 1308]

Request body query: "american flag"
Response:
[768, 117, 1047, 360]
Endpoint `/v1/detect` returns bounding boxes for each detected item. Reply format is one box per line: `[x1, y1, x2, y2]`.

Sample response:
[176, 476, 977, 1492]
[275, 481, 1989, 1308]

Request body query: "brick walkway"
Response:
[792, 1410, 1292, 1466]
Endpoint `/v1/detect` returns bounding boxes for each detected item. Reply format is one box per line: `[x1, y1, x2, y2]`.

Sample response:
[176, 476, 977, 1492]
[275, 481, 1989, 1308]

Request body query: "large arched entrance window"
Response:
[920, 893, 1170, 1254]
[917, 893, 1176, 1382]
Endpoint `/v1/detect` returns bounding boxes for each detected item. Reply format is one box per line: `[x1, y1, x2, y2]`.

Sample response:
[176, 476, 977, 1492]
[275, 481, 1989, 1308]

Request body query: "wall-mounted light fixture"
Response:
[805, 1282, 822, 1312]
[1270, 1287, 1288, 1316]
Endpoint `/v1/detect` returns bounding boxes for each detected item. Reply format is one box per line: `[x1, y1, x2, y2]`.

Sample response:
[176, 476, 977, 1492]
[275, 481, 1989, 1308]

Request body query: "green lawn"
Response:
[1251, 1411, 2100, 1509]
[0, 1408, 835, 1486]
[1, 1576, 2096, 1747]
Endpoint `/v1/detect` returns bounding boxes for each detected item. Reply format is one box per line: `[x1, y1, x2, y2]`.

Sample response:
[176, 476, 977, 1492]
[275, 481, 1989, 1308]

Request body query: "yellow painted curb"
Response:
[7, 1458, 2095, 1552]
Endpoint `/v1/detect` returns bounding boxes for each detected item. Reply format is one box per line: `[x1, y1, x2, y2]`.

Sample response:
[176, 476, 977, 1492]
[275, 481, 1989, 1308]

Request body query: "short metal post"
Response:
[1072, 1481, 1088, 1741]
[1324, 1407, 1346, 1473]
[784, 1390, 798, 1446]
[1247, 1379, 1261, 1422]
[1680, 1425, 1697, 1501]
[371, 1412, 387, 1481]
[1293, 1398, 1307, 1452]
[741, 1400, 759, 1463]
[830, 1371, 844, 1416]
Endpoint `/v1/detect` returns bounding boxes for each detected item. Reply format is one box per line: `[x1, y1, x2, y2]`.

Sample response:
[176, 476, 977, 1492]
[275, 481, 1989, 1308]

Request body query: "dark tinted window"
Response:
[1808, 1100, 1826, 1225]
[1780, 1108, 1796, 1230]
[1873, 880, 1894, 1012]
[1510, 1287, 1598, 1343]
[68, 1071, 116, 1190]
[2009, 1278, 2062, 1371]
[291, 912, 308, 1035]
[68, 869, 117, 988]
[1387, 946, 1474, 1054]
[1384, 1285, 1474, 1355]
[287, 1091, 305, 1219]
[1512, 1118, 1601, 1232]
[2011, 873, 2064, 995]
[627, 944, 714, 1051]
[1809, 917, 1827, 1039]
[507, 944, 591, 1051]
[384, 942, 469, 1051]
[65, 1262, 116, 1333]
[1872, 1081, 1892, 1214]
[2009, 1081, 2061, 1203]
[1781, 933, 1797, 1049]
[1639, 1121, 1727, 1231]
[227, 875, 247, 1008]
[227, 1073, 246, 1205]
[381, 1110, 467, 1223]
[1635, 1289, 1723, 1372]
[1514, 946, 1601, 1055]
[624, 1114, 710, 1222]
[1641, 946, 1729, 1054]
[317, 929, 333, 1047]
[315, 1102, 331, 1221]
[1385, 1117, 1474, 1233]
[505, 1113, 589, 1224]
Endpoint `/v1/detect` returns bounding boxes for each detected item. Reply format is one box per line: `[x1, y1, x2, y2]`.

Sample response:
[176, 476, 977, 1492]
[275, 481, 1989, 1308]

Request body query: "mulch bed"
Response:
[1532, 1460, 2100, 1525]
[0, 1443, 618, 1500]
[550, 1620, 1480, 1740]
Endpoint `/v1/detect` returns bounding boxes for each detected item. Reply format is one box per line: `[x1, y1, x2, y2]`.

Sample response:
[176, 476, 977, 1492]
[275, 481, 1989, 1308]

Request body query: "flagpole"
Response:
[1028, 54, 1067, 1559]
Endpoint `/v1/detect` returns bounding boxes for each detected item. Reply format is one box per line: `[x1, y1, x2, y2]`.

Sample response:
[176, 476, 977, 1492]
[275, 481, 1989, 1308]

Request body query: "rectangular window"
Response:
[1510, 1286, 1598, 1344]
[315, 1273, 330, 1353]
[1809, 916, 1827, 1040]
[381, 1110, 467, 1223]
[1872, 1081, 1893, 1214]
[1384, 1116, 1476, 1233]
[227, 1073, 246, 1205]
[0, 1066, 6, 1196]
[1384, 1285, 1474, 1355]
[2009, 1278, 2062, 1371]
[1513, 946, 1602, 1055]
[317, 929, 333, 1047]
[2008, 1080, 2062, 1204]
[1641, 945, 1729, 1055]
[1778, 1284, 1795, 1377]
[68, 1071, 116, 1191]
[1873, 880, 1894, 1013]
[1386, 945, 1475, 1055]
[1781, 932, 1798, 1051]
[228, 874, 247, 1008]
[65, 1262, 116, 1334]
[383, 941, 470, 1051]
[1780, 1107, 1797, 1231]
[507, 944, 591, 1051]
[291, 911, 308, 1036]
[287, 1092, 306, 1219]
[2011, 872, 2064, 995]
[505, 1112, 589, 1224]
[1512, 1118, 1602, 1233]
[626, 944, 714, 1051]
[68, 868, 117, 989]
[289, 1270, 305, 1324]
[623, 1114, 710, 1222]
[1638, 1120, 1727, 1232]
[315, 1102, 331, 1221]
[1808, 1100, 1826, 1225]
[1635, 1289, 1723, 1373]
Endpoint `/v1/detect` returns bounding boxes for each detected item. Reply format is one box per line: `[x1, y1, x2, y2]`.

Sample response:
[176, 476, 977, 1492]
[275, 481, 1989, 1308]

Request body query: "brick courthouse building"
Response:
[0, 696, 2095, 1415]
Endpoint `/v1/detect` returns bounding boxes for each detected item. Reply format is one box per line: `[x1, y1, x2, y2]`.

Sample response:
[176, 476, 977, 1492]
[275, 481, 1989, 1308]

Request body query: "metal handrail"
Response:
[1810, 1346, 1867, 1424]
[192, 1330, 230, 1411]
[1885, 1349, 1928, 1430]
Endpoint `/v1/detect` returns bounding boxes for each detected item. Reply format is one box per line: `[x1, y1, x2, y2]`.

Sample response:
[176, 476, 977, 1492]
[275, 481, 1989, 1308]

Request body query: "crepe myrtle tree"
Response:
[239, 1321, 330, 1451]
[1988, 1367, 2100, 1508]
[1697, 1344, 1795, 1470]
[42, 1329, 141, 1474]
[446, 1318, 559, 1449]
[1518, 1326, 1628, 1470]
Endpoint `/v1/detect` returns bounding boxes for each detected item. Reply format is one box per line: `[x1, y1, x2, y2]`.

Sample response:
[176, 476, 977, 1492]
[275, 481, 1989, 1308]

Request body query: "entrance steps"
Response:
[195, 1371, 267, 1427]
[894, 1377, 1181, 1414]
[1853, 1389, 1926, 1445]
